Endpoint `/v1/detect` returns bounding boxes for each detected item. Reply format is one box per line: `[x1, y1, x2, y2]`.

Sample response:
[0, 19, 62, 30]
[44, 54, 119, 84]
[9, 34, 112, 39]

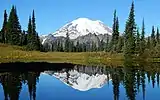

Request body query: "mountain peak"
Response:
[53, 17, 112, 39]
[71, 17, 100, 24]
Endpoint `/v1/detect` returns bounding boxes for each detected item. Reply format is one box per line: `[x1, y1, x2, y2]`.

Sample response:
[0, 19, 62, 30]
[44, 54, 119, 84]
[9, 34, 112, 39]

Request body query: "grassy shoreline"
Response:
[0, 43, 125, 65]
[1, 43, 158, 66]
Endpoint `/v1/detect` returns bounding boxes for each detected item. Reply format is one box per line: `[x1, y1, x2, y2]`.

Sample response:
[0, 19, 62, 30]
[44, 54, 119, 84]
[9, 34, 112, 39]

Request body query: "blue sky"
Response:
[0, 0, 159, 35]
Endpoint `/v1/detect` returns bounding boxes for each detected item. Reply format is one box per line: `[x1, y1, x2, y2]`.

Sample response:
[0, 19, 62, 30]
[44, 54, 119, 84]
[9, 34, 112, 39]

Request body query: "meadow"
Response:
[0, 43, 124, 65]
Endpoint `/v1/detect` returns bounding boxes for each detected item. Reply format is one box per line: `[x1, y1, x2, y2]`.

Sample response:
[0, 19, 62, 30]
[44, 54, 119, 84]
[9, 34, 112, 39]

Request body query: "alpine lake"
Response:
[0, 62, 160, 100]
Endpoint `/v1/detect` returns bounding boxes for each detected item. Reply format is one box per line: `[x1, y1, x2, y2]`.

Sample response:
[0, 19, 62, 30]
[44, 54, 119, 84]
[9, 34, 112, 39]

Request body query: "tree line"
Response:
[0, 6, 41, 51]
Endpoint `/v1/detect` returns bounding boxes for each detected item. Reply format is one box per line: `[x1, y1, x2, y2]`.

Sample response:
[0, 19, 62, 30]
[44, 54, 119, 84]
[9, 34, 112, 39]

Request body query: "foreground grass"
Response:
[0, 43, 124, 65]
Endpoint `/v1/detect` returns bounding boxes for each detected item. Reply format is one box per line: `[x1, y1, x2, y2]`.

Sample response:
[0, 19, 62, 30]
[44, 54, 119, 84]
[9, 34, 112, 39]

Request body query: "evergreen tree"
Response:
[32, 10, 40, 50]
[135, 28, 140, 54]
[7, 6, 21, 45]
[99, 40, 105, 51]
[24, 31, 28, 45]
[117, 36, 123, 53]
[91, 42, 97, 52]
[110, 10, 119, 52]
[69, 41, 73, 52]
[65, 31, 70, 52]
[0, 10, 8, 43]
[36, 32, 41, 50]
[124, 1, 136, 58]
[147, 37, 151, 49]
[115, 17, 119, 51]
[51, 42, 55, 51]
[140, 19, 146, 55]
[76, 41, 80, 52]
[156, 27, 160, 44]
[27, 16, 33, 49]
[82, 43, 87, 52]
[27, 10, 40, 50]
[105, 34, 110, 52]
[151, 26, 156, 47]
[59, 41, 64, 52]
[110, 10, 117, 51]
[79, 43, 83, 52]
[20, 30, 27, 46]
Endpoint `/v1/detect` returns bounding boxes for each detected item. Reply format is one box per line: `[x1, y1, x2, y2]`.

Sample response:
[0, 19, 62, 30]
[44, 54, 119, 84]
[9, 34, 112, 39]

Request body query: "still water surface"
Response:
[0, 62, 159, 100]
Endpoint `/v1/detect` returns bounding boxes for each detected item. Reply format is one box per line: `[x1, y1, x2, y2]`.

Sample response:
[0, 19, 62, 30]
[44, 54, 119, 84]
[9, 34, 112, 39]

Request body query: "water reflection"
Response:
[0, 62, 159, 100]
[45, 65, 111, 91]
[0, 71, 40, 100]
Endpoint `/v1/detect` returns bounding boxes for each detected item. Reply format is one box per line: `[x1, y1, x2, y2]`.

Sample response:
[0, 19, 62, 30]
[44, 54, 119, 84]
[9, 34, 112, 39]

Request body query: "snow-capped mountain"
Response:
[53, 18, 112, 39]
[44, 65, 111, 91]
[40, 18, 112, 45]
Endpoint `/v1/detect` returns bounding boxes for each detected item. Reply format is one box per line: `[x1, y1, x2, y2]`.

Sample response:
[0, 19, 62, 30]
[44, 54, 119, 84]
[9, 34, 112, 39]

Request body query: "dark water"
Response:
[0, 62, 160, 100]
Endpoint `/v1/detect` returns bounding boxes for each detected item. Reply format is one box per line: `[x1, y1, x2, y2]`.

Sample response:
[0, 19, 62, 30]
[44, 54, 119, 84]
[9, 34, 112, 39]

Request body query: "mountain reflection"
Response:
[0, 62, 160, 100]
[45, 65, 111, 91]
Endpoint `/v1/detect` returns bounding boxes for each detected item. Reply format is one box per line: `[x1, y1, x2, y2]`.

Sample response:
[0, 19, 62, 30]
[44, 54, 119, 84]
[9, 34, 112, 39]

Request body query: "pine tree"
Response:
[7, 6, 15, 44]
[140, 19, 146, 55]
[115, 17, 119, 51]
[82, 43, 87, 52]
[0, 10, 8, 43]
[7, 6, 21, 45]
[105, 34, 110, 52]
[111, 10, 119, 52]
[147, 37, 151, 49]
[13, 7, 22, 45]
[51, 41, 54, 51]
[76, 41, 79, 52]
[27, 10, 40, 50]
[117, 36, 124, 53]
[151, 26, 156, 47]
[91, 42, 97, 52]
[36, 32, 41, 50]
[57, 40, 60, 51]
[99, 40, 104, 51]
[110, 10, 117, 51]
[59, 41, 64, 52]
[77, 43, 82, 52]
[20, 30, 27, 46]
[65, 31, 70, 52]
[32, 10, 40, 50]
[69, 41, 73, 52]
[156, 27, 160, 44]
[135, 28, 140, 54]
[124, 1, 136, 58]
[27, 16, 33, 49]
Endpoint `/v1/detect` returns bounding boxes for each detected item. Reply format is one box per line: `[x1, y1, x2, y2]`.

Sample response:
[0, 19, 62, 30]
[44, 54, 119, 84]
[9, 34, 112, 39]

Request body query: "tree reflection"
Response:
[0, 72, 40, 100]
[111, 68, 120, 100]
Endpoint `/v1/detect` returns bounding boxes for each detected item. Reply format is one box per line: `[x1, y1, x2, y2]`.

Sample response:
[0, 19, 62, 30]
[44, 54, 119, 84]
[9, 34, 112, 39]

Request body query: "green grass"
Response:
[0, 43, 124, 65]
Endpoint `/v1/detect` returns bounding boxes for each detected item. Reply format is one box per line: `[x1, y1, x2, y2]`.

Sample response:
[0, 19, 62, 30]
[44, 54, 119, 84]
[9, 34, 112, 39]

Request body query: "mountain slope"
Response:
[40, 18, 112, 49]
